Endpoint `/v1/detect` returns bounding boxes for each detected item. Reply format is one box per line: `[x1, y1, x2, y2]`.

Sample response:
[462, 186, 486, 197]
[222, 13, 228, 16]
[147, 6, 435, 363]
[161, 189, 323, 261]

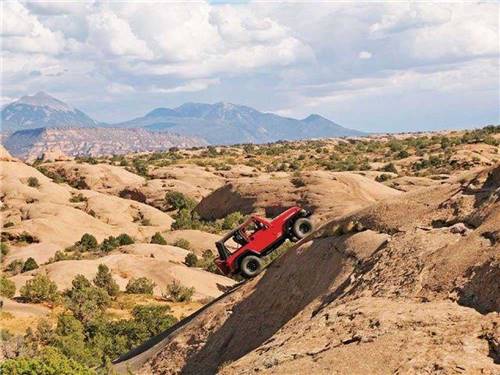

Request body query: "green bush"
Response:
[163, 280, 195, 302]
[125, 277, 156, 295]
[93, 264, 119, 297]
[65, 275, 111, 323]
[165, 191, 197, 211]
[27, 176, 40, 188]
[48, 250, 74, 263]
[222, 211, 244, 230]
[151, 232, 167, 245]
[184, 252, 199, 267]
[22, 257, 39, 272]
[132, 158, 148, 177]
[173, 238, 191, 250]
[116, 233, 134, 246]
[77, 233, 98, 251]
[0, 275, 16, 298]
[69, 193, 87, 203]
[6, 259, 23, 274]
[1, 241, 9, 257]
[0, 347, 95, 375]
[20, 273, 59, 303]
[381, 162, 398, 174]
[396, 150, 410, 159]
[99, 236, 119, 253]
[198, 250, 219, 274]
[17, 231, 39, 244]
[172, 209, 201, 230]
[131, 304, 178, 336]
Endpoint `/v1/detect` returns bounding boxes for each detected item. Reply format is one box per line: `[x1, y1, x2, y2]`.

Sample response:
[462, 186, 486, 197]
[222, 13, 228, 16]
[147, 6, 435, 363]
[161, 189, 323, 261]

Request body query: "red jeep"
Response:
[214, 207, 313, 278]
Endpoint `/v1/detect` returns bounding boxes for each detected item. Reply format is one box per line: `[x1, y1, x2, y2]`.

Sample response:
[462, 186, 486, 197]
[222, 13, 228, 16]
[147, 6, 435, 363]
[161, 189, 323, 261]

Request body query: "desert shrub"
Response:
[49, 250, 74, 263]
[116, 233, 134, 246]
[171, 209, 201, 230]
[132, 304, 178, 336]
[132, 158, 148, 177]
[222, 211, 244, 230]
[173, 238, 191, 250]
[36, 166, 66, 183]
[70, 177, 90, 190]
[65, 275, 111, 323]
[17, 231, 39, 244]
[3, 221, 14, 228]
[388, 140, 404, 152]
[6, 259, 24, 275]
[376, 173, 393, 182]
[1, 241, 9, 257]
[165, 191, 197, 211]
[396, 150, 410, 159]
[0, 276, 16, 298]
[150, 232, 167, 245]
[0, 347, 94, 375]
[381, 163, 398, 174]
[93, 264, 119, 297]
[27, 176, 40, 188]
[99, 236, 119, 253]
[51, 315, 94, 366]
[184, 252, 199, 267]
[291, 176, 306, 188]
[77, 233, 98, 251]
[125, 277, 156, 295]
[163, 280, 195, 302]
[22, 257, 39, 272]
[198, 250, 218, 274]
[76, 156, 98, 165]
[69, 193, 87, 203]
[20, 273, 59, 303]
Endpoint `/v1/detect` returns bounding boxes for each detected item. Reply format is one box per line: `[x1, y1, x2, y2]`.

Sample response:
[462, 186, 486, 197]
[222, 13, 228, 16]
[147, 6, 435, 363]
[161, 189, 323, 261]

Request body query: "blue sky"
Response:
[1, 1, 498, 132]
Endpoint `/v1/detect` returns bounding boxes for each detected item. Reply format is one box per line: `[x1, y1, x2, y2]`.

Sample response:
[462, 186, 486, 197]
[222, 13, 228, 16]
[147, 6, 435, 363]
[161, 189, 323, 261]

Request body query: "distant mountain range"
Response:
[1, 92, 365, 159]
[1, 92, 99, 134]
[117, 102, 364, 144]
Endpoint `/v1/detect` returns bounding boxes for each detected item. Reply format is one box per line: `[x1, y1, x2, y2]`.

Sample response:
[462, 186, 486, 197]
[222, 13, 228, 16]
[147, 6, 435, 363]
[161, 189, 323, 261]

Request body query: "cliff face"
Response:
[3, 127, 208, 160]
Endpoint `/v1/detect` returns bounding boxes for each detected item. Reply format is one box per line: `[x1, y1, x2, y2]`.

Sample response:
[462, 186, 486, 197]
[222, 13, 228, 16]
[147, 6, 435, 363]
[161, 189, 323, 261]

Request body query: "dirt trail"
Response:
[114, 166, 500, 374]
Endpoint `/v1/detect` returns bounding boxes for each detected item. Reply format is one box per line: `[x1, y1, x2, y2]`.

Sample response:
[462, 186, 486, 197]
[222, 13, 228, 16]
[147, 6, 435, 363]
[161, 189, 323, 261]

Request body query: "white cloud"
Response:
[150, 78, 220, 94]
[107, 82, 135, 95]
[1, 1, 67, 54]
[87, 9, 153, 59]
[1, 1, 498, 130]
[358, 51, 372, 59]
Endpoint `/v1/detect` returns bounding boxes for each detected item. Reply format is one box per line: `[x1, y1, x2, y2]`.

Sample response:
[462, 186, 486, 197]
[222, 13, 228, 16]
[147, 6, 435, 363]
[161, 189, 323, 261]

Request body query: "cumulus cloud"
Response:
[358, 51, 372, 59]
[150, 79, 220, 94]
[1, 1, 498, 129]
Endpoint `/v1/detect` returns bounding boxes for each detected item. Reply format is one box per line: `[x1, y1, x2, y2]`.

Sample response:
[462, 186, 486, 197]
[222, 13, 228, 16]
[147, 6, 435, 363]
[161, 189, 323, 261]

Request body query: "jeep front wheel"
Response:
[239, 255, 263, 278]
[292, 218, 313, 239]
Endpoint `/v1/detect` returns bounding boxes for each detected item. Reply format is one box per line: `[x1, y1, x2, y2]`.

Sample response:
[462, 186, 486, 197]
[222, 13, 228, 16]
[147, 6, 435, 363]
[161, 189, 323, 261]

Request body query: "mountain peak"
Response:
[303, 114, 327, 122]
[16, 91, 72, 112]
[2, 92, 97, 134]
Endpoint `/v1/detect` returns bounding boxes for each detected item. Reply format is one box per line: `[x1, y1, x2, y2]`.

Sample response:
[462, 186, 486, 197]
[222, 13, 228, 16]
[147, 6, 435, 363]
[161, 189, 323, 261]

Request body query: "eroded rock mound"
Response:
[195, 171, 401, 222]
[115, 166, 499, 375]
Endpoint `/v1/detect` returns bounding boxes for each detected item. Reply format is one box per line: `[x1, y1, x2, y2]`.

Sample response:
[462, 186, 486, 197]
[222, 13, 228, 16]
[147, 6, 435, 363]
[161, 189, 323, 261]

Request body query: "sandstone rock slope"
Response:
[115, 165, 499, 375]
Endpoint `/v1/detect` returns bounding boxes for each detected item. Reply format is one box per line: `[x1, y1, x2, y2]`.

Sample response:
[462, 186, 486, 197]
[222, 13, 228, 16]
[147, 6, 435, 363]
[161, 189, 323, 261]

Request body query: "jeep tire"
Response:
[292, 218, 313, 239]
[240, 255, 263, 278]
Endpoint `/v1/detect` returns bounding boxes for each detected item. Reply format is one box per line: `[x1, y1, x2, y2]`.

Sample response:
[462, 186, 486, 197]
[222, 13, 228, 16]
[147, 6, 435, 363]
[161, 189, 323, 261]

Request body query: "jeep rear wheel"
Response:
[292, 218, 313, 239]
[240, 255, 263, 278]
